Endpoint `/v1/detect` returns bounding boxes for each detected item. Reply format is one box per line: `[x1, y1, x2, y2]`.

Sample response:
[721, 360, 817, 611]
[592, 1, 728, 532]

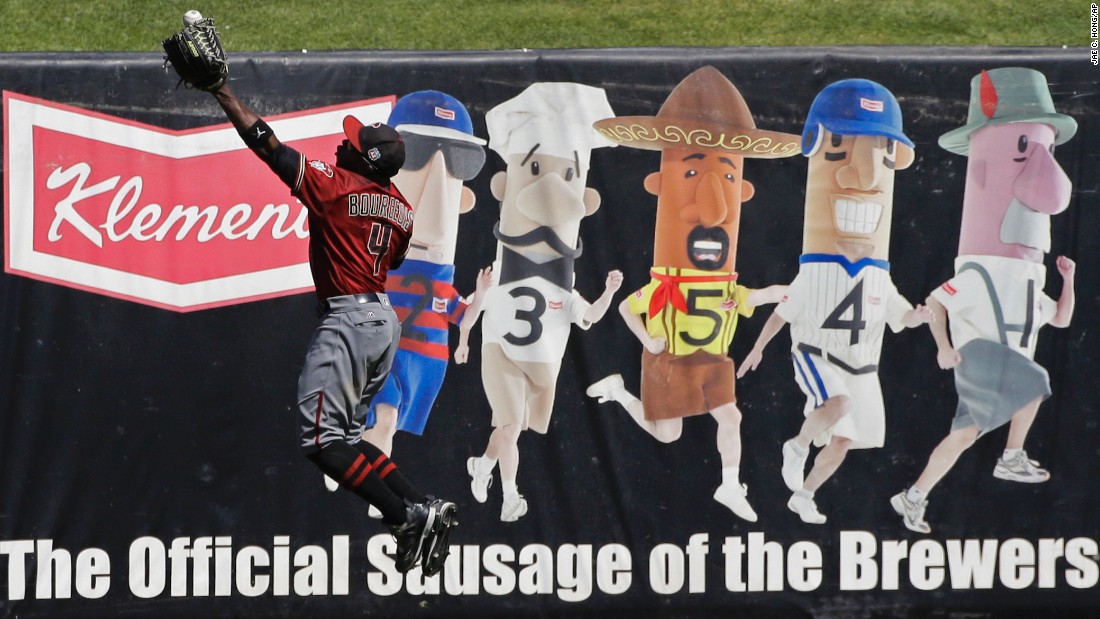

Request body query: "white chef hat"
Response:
[486, 82, 616, 171]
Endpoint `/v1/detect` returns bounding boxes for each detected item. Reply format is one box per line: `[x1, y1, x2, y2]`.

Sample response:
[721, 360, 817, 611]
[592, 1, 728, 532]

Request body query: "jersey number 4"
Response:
[821, 280, 866, 345]
[367, 223, 394, 277]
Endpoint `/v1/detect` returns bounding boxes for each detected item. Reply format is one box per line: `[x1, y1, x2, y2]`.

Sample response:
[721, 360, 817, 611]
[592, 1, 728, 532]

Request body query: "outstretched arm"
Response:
[736, 311, 788, 378]
[746, 284, 788, 307]
[454, 266, 494, 364]
[1050, 256, 1076, 328]
[211, 85, 280, 158]
[583, 270, 624, 324]
[900, 303, 934, 328]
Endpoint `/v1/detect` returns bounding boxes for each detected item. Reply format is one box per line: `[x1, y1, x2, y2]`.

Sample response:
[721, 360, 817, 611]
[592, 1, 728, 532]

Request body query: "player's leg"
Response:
[787, 436, 850, 525]
[996, 396, 1049, 482]
[586, 373, 682, 443]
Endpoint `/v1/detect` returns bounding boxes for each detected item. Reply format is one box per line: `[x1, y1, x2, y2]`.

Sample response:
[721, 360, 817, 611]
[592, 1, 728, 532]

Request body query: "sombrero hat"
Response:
[593, 66, 800, 159]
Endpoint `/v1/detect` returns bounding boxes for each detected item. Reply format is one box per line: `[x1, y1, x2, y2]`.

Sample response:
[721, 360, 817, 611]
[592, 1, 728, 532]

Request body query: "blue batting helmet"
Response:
[801, 79, 912, 156]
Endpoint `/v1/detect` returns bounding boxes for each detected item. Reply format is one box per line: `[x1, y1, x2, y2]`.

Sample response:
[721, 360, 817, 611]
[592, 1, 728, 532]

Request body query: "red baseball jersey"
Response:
[289, 154, 413, 299]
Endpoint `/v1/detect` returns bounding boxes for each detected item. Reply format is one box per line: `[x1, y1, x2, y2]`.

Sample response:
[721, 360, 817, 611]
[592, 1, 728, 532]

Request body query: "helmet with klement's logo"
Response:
[801, 79, 913, 156]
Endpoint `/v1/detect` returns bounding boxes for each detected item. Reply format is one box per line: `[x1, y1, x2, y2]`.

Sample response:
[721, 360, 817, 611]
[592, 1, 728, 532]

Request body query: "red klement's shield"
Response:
[3, 91, 396, 312]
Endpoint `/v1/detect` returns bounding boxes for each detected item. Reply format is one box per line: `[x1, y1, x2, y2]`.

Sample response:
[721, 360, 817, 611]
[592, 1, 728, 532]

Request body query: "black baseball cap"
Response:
[343, 115, 406, 178]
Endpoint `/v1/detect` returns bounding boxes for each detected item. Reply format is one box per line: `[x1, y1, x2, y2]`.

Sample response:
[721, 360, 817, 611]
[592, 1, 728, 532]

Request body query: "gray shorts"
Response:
[297, 293, 400, 453]
[951, 338, 1051, 434]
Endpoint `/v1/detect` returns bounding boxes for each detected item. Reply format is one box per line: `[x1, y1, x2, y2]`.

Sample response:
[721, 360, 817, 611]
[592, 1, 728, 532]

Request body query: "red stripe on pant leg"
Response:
[377, 462, 396, 480]
[341, 454, 367, 484]
[313, 392, 326, 448]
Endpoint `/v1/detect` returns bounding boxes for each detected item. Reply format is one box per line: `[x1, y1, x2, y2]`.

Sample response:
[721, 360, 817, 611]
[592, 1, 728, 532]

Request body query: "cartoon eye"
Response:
[1017, 135, 1028, 153]
[824, 151, 845, 162]
[529, 161, 540, 176]
[684, 169, 698, 178]
[830, 134, 843, 148]
[886, 138, 895, 155]
[724, 173, 736, 183]
[565, 168, 575, 182]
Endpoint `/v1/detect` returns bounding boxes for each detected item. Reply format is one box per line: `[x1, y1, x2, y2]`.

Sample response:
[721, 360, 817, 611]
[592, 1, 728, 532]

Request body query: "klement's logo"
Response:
[4, 91, 395, 312]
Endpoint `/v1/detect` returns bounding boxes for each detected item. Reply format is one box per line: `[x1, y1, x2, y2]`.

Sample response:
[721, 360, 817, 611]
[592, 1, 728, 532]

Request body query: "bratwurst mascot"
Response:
[586, 66, 798, 522]
[466, 83, 623, 522]
[739, 79, 931, 525]
[891, 68, 1077, 534]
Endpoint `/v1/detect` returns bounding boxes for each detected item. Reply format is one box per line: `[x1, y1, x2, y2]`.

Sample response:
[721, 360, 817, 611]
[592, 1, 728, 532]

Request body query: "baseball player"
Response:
[739, 80, 931, 524]
[890, 68, 1078, 534]
[164, 24, 457, 576]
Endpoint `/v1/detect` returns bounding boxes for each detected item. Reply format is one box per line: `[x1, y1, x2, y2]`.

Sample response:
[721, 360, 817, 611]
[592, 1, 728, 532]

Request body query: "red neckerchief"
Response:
[648, 269, 738, 318]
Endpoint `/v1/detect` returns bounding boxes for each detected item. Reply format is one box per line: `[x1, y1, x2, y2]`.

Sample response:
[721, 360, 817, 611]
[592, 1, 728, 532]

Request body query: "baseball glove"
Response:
[162, 17, 228, 91]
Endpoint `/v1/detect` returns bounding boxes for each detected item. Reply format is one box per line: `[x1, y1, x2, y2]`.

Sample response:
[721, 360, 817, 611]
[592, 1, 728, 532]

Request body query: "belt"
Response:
[796, 343, 878, 375]
[317, 292, 389, 315]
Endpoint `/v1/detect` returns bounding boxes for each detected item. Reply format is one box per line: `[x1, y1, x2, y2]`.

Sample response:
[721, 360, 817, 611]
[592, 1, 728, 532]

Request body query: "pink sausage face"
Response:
[958, 122, 1072, 262]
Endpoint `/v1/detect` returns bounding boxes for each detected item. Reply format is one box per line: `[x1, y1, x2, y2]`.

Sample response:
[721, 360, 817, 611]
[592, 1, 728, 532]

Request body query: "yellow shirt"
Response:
[626, 267, 754, 356]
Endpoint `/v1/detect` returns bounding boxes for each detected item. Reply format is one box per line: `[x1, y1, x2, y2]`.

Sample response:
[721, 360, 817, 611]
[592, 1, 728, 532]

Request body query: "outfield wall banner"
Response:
[0, 47, 1097, 618]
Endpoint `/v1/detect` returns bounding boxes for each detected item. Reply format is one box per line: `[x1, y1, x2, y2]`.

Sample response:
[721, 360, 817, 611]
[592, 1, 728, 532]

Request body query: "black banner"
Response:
[1, 47, 1098, 618]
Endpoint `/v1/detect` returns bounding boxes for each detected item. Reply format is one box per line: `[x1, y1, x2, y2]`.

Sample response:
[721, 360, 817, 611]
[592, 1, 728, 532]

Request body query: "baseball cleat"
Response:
[390, 500, 437, 573]
[420, 499, 459, 577]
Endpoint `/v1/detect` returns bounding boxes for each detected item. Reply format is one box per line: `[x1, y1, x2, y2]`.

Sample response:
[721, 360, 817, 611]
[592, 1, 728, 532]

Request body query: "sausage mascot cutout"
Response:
[466, 83, 623, 522]
[322, 91, 492, 495]
[739, 79, 930, 525]
[890, 68, 1077, 534]
[586, 66, 798, 522]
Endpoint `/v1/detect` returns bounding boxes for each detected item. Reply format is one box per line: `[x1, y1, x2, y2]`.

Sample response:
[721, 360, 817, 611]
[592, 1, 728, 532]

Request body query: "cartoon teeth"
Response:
[692, 240, 723, 261]
[834, 199, 882, 234]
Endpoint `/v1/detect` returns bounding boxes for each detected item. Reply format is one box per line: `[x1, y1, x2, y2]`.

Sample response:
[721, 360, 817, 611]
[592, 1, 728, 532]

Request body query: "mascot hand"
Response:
[605, 270, 624, 294]
[454, 343, 470, 364]
[936, 346, 962, 370]
[1056, 256, 1075, 280]
[644, 336, 667, 355]
[476, 265, 494, 294]
[737, 348, 763, 378]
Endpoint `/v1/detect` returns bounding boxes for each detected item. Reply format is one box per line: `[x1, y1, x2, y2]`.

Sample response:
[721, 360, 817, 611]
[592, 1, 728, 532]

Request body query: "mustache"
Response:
[493, 222, 583, 259]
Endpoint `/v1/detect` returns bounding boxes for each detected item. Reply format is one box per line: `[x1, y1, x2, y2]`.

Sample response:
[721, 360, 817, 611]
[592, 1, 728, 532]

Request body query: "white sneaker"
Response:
[585, 374, 624, 403]
[787, 490, 826, 524]
[501, 493, 528, 522]
[993, 451, 1050, 483]
[890, 491, 931, 534]
[466, 455, 492, 503]
[368, 505, 382, 519]
[713, 482, 758, 522]
[781, 439, 807, 492]
[467, 457, 493, 503]
[324, 475, 340, 492]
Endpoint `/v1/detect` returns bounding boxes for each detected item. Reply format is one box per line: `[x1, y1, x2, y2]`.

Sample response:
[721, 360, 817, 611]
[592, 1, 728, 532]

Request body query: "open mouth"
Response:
[686, 226, 730, 270]
[834, 198, 883, 235]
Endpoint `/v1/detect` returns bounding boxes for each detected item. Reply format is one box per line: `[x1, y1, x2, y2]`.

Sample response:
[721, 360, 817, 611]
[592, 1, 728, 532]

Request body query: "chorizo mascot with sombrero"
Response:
[586, 66, 798, 522]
